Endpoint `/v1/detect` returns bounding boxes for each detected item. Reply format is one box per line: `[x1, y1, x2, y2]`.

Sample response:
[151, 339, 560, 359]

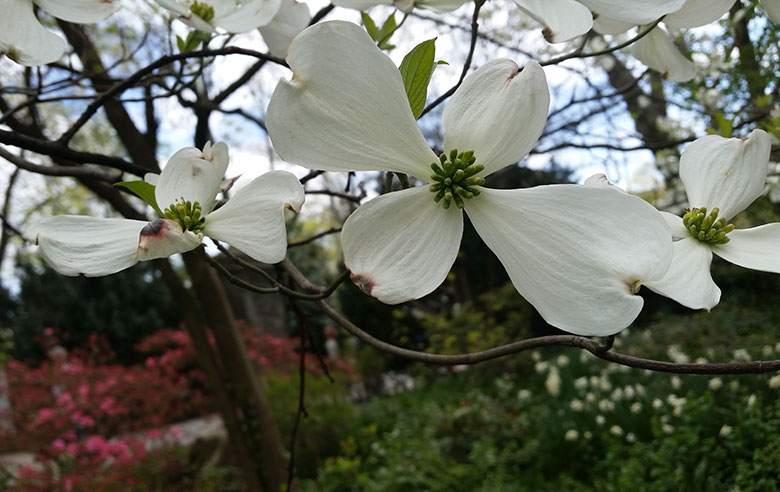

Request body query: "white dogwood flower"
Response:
[258, 0, 311, 57]
[0, 0, 119, 66]
[155, 0, 281, 34]
[26, 142, 304, 276]
[644, 130, 778, 310]
[155, 0, 309, 57]
[267, 21, 673, 336]
[596, 0, 737, 82]
[514, 0, 685, 43]
[514, 0, 736, 81]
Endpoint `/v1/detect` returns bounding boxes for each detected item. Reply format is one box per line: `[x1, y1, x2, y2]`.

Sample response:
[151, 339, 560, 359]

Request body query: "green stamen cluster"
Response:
[164, 200, 206, 233]
[429, 149, 485, 209]
[190, 0, 215, 22]
[682, 207, 734, 245]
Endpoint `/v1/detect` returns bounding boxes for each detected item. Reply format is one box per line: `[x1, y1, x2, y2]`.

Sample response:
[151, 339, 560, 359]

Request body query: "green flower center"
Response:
[682, 207, 734, 245]
[429, 149, 485, 209]
[190, 0, 215, 22]
[164, 200, 206, 233]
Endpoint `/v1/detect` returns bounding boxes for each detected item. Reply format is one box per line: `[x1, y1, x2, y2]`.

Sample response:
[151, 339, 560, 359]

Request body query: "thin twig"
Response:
[419, 0, 484, 118]
[288, 227, 342, 248]
[540, 18, 664, 67]
[58, 47, 288, 145]
[0, 146, 121, 181]
[0, 129, 145, 175]
[213, 242, 349, 300]
[316, 299, 780, 374]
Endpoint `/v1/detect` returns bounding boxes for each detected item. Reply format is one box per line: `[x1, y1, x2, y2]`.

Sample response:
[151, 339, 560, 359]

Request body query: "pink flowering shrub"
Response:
[0, 346, 209, 453]
[8, 432, 188, 492]
[0, 323, 354, 490]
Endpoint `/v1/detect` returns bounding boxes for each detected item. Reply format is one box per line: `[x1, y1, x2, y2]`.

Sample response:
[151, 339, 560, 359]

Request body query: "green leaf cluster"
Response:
[361, 12, 400, 50]
[176, 30, 212, 53]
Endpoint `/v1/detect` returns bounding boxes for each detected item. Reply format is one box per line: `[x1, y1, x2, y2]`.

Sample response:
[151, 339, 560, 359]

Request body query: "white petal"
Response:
[202, 141, 230, 179]
[154, 0, 189, 15]
[135, 219, 203, 261]
[761, 0, 780, 23]
[341, 186, 463, 304]
[35, 0, 119, 23]
[592, 16, 633, 35]
[331, 0, 391, 10]
[712, 223, 780, 274]
[0, 0, 64, 66]
[416, 0, 469, 12]
[664, 0, 736, 29]
[214, 0, 281, 32]
[463, 186, 672, 335]
[644, 237, 720, 310]
[630, 26, 695, 82]
[582, 175, 688, 240]
[442, 60, 549, 176]
[258, 0, 310, 57]
[181, 13, 217, 32]
[580, 0, 685, 24]
[26, 216, 146, 276]
[393, 0, 414, 11]
[156, 146, 223, 211]
[266, 21, 437, 178]
[464, 185, 673, 336]
[680, 129, 771, 220]
[583, 173, 625, 192]
[203, 171, 304, 263]
[660, 211, 688, 239]
[513, 0, 593, 43]
[144, 172, 159, 186]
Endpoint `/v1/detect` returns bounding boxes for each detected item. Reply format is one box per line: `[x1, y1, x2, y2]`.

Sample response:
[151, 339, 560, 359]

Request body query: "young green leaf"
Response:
[399, 38, 437, 119]
[115, 181, 164, 216]
[376, 13, 397, 49]
[361, 12, 378, 39]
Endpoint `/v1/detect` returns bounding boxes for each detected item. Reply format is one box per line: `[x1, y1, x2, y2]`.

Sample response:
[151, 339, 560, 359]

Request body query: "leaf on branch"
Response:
[361, 12, 378, 39]
[177, 30, 211, 53]
[399, 38, 437, 119]
[115, 181, 163, 216]
[375, 13, 397, 50]
[362, 12, 398, 50]
[707, 113, 734, 137]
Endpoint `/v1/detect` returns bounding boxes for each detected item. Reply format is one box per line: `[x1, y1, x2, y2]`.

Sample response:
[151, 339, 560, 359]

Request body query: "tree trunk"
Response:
[183, 249, 288, 491]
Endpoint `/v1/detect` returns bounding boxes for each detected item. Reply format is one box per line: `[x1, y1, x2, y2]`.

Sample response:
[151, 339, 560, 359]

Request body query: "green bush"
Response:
[299, 266, 780, 491]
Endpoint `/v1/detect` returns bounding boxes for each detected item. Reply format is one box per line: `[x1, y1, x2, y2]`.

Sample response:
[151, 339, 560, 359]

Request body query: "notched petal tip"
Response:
[627, 278, 641, 295]
[350, 272, 375, 296]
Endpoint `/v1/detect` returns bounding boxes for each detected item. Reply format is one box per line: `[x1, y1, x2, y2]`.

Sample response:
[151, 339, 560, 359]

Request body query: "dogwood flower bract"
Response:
[26, 142, 304, 277]
[513, 0, 684, 43]
[155, 0, 281, 34]
[266, 21, 673, 336]
[258, 0, 311, 57]
[644, 129, 778, 310]
[603, 0, 736, 82]
[0, 0, 119, 66]
[155, 0, 309, 57]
